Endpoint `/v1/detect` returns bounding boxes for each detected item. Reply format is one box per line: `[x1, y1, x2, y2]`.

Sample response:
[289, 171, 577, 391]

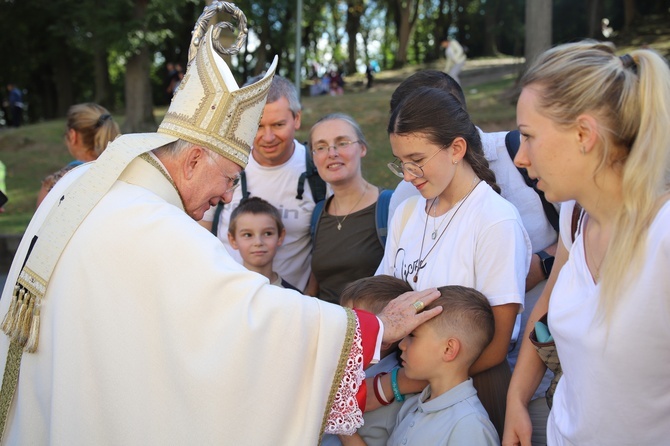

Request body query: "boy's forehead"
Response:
[233, 212, 280, 228]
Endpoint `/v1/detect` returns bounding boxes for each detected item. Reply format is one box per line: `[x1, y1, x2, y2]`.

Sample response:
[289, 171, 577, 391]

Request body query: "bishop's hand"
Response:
[378, 288, 442, 344]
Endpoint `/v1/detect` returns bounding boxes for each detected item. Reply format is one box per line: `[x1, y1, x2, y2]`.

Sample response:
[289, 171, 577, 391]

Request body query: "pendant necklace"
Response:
[333, 184, 368, 230]
[413, 178, 480, 283]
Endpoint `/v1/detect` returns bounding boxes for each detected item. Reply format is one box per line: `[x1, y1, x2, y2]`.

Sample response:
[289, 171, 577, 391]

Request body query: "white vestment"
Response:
[0, 157, 362, 445]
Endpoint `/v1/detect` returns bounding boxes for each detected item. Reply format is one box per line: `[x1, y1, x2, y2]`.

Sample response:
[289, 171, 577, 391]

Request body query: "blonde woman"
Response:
[309, 113, 389, 304]
[504, 42, 670, 445]
[36, 103, 120, 207]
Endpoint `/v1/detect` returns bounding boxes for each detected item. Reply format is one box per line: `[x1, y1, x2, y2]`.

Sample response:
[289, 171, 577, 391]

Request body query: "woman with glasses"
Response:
[36, 103, 120, 207]
[375, 87, 531, 438]
[308, 113, 390, 304]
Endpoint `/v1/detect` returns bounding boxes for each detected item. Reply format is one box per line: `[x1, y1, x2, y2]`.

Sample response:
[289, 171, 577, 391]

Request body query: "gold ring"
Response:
[412, 301, 425, 312]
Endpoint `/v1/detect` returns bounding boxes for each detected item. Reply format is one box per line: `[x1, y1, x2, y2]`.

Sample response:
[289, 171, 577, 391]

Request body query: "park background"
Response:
[0, 0, 668, 271]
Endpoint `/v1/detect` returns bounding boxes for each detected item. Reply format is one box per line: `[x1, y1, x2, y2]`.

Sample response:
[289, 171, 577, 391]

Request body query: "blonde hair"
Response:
[522, 41, 670, 319]
[66, 103, 120, 157]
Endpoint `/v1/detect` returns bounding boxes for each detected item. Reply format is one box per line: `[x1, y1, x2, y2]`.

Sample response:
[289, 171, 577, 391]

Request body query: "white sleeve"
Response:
[474, 218, 531, 309]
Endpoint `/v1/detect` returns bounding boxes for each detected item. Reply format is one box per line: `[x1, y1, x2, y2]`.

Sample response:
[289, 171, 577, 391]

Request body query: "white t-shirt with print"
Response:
[376, 181, 530, 309]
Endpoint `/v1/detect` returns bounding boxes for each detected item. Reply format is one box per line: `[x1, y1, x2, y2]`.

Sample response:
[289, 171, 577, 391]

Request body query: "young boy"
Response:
[341, 285, 498, 446]
[321, 275, 413, 446]
[227, 197, 300, 291]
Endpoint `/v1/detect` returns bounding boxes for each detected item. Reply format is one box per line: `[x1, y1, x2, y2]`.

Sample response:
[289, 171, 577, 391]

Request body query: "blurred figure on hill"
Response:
[329, 69, 344, 96]
[36, 103, 120, 207]
[0, 160, 6, 213]
[366, 63, 375, 89]
[441, 38, 467, 85]
[5, 83, 24, 127]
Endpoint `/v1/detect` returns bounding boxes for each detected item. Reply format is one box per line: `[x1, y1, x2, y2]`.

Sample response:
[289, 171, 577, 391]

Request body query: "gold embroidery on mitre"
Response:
[158, 26, 274, 168]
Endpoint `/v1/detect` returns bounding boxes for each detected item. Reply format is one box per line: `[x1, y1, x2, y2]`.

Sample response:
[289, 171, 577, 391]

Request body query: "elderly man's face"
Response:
[180, 149, 242, 220]
[252, 96, 301, 167]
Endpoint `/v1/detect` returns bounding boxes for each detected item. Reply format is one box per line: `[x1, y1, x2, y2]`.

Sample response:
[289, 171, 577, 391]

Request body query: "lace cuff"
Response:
[324, 317, 366, 435]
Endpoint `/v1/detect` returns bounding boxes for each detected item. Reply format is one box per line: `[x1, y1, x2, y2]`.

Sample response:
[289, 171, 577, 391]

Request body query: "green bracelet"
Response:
[390, 367, 405, 402]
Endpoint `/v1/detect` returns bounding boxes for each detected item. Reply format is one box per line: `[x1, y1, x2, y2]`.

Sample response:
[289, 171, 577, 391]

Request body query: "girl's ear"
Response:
[450, 137, 467, 164]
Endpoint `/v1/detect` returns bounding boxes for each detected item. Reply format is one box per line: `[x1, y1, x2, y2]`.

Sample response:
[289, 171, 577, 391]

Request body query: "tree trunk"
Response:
[524, 0, 552, 67]
[346, 0, 364, 74]
[93, 46, 113, 110]
[586, 0, 601, 38]
[483, 0, 499, 56]
[121, 0, 155, 133]
[122, 45, 157, 133]
[53, 45, 74, 118]
[393, 0, 419, 68]
[623, 0, 636, 31]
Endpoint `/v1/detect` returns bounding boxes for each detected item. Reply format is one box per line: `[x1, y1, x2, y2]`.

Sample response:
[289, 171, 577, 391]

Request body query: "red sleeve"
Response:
[352, 308, 380, 412]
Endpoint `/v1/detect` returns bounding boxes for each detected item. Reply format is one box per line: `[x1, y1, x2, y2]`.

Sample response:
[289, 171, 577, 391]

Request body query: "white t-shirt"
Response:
[546, 200, 670, 445]
[376, 181, 530, 309]
[202, 141, 315, 290]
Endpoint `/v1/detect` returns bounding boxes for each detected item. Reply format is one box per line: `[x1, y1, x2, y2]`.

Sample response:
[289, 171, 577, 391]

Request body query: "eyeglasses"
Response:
[208, 151, 241, 193]
[387, 146, 444, 179]
[311, 140, 360, 156]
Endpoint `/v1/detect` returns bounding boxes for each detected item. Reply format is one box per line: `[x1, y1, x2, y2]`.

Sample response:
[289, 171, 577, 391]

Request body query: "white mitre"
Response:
[158, 26, 278, 168]
[158, 27, 277, 168]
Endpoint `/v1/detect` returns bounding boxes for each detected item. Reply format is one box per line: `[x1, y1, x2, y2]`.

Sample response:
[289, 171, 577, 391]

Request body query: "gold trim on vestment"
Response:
[318, 307, 357, 442]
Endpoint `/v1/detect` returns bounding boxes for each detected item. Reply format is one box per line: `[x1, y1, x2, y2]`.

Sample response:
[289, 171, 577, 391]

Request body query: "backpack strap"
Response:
[240, 170, 249, 200]
[211, 202, 225, 237]
[310, 197, 328, 242]
[297, 145, 327, 202]
[505, 130, 560, 233]
[374, 189, 393, 247]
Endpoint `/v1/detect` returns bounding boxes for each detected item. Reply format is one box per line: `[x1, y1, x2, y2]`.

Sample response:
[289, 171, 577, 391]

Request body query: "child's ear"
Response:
[442, 338, 460, 362]
[277, 228, 286, 246]
[227, 232, 239, 250]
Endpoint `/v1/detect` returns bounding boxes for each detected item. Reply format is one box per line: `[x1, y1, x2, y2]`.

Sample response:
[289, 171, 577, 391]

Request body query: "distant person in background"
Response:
[0, 160, 7, 213]
[366, 63, 375, 89]
[36, 103, 120, 207]
[329, 70, 344, 96]
[441, 38, 467, 85]
[5, 83, 24, 127]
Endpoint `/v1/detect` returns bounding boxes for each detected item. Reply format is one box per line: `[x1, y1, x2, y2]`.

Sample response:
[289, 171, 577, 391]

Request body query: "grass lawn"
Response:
[0, 74, 516, 235]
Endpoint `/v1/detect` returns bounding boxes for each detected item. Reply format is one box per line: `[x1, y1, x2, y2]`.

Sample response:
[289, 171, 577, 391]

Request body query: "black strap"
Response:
[298, 144, 326, 202]
[505, 130, 560, 233]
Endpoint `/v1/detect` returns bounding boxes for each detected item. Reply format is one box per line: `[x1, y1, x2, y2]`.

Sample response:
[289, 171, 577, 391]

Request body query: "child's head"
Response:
[399, 285, 494, 381]
[339, 275, 413, 314]
[227, 197, 285, 271]
[340, 275, 413, 358]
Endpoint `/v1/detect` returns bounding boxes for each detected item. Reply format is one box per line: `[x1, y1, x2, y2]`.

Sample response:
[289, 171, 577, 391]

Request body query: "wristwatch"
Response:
[537, 250, 555, 279]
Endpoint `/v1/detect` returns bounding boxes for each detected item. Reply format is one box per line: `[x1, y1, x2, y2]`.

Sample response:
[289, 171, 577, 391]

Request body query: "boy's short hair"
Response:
[340, 275, 412, 315]
[424, 286, 495, 365]
[228, 197, 284, 235]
